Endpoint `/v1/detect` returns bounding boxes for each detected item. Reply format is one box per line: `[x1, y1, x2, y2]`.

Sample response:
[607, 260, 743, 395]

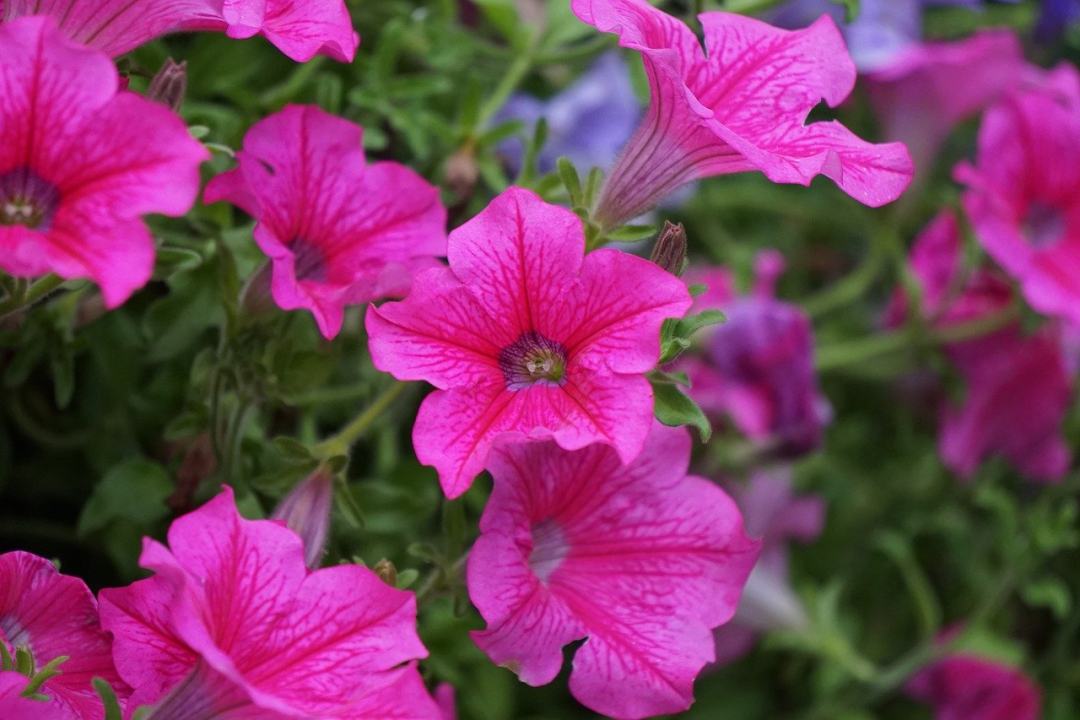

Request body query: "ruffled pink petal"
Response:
[866, 31, 1027, 177]
[447, 187, 585, 339]
[335, 665, 442, 720]
[468, 424, 760, 719]
[206, 105, 446, 339]
[102, 487, 428, 716]
[559, 248, 692, 374]
[1, 0, 358, 61]
[571, 1, 912, 226]
[0, 552, 122, 720]
[413, 368, 655, 499]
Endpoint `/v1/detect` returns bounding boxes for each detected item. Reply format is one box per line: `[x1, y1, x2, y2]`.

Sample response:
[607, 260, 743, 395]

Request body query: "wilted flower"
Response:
[907, 653, 1041, 720]
[271, 467, 334, 569]
[494, 52, 641, 175]
[713, 469, 825, 664]
[99, 487, 440, 719]
[678, 252, 832, 457]
[467, 423, 759, 719]
[0, 551, 124, 719]
[649, 221, 688, 276]
[892, 211, 1073, 481]
[0, 0, 359, 62]
[366, 187, 691, 498]
[571, 0, 913, 230]
[0, 16, 208, 308]
[957, 63, 1080, 328]
[146, 59, 188, 113]
[205, 105, 448, 339]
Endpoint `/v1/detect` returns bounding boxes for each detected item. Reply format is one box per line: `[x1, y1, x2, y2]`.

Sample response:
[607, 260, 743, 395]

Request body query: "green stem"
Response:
[314, 382, 410, 459]
[802, 235, 889, 319]
[474, 29, 544, 132]
[415, 553, 468, 605]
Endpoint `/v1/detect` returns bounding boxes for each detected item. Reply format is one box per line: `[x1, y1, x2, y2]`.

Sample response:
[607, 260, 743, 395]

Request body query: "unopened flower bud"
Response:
[373, 558, 397, 586]
[650, 221, 688, 276]
[240, 261, 276, 320]
[445, 146, 479, 200]
[147, 59, 188, 113]
[272, 468, 334, 569]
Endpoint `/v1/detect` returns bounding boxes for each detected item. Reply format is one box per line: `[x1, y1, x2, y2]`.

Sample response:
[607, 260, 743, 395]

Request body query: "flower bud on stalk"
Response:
[373, 558, 397, 586]
[650, 221, 688, 276]
[147, 59, 187, 113]
[271, 467, 334, 569]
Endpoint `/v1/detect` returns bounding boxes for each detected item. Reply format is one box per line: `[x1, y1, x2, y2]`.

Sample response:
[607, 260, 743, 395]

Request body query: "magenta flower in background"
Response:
[957, 63, 1080, 328]
[678, 253, 832, 457]
[0, 551, 124, 720]
[366, 187, 691, 498]
[467, 423, 760, 719]
[907, 654, 1041, 720]
[0, 0, 358, 62]
[98, 487, 439, 719]
[205, 105, 447, 339]
[570, 0, 913, 230]
[713, 469, 825, 665]
[0, 16, 207, 308]
[865, 31, 1027, 180]
[894, 211, 1073, 482]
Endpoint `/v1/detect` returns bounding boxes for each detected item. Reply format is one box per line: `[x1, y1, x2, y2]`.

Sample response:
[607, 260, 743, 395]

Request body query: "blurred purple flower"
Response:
[713, 469, 826, 665]
[1036, 0, 1080, 41]
[679, 253, 832, 458]
[494, 52, 641, 175]
[907, 653, 1041, 720]
[770, 0, 992, 72]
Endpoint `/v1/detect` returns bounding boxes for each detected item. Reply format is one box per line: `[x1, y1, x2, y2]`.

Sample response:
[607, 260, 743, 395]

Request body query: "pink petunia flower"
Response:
[466, 422, 760, 719]
[713, 468, 825, 665]
[893, 211, 1073, 482]
[865, 30, 1027, 181]
[98, 486, 440, 719]
[957, 63, 1080, 327]
[677, 253, 832, 457]
[906, 654, 1041, 720]
[0, 551, 125, 720]
[0, 16, 208, 308]
[205, 105, 447, 339]
[0, 0, 358, 62]
[365, 187, 692, 498]
[570, 0, 913, 230]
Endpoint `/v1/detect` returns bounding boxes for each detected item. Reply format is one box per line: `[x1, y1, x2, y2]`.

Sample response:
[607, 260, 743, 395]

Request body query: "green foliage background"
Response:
[1, 1, 1079, 718]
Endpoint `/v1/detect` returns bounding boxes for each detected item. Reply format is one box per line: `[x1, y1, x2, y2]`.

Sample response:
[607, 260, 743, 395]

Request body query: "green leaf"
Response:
[1021, 575, 1072, 620]
[93, 678, 125, 720]
[77, 458, 172, 537]
[605, 224, 657, 243]
[652, 380, 711, 442]
[557, 157, 583, 208]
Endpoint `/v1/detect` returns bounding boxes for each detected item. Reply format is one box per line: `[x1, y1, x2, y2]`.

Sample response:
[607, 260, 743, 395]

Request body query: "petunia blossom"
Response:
[865, 31, 1027, 180]
[205, 105, 447, 339]
[957, 63, 1080, 328]
[906, 653, 1041, 720]
[365, 187, 692, 498]
[0, 551, 124, 720]
[677, 253, 832, 457]
[713, 469, 825, 665]
[98, 486, 440, 719]
[0, 0, 358, 62]
[0, 16, 208, 308]
[892, 211, 1073, 482]
[467, 423, 760, 719]
[570, 0, 913, 230]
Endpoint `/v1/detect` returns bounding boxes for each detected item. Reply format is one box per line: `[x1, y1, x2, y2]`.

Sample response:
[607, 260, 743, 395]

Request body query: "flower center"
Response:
[498, 331, 568, 390]
[528, 519, 569, 583]
[0, 168, 60, 231]
[1024, 202, 1066, 249]
[291, 238, 327, 282]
